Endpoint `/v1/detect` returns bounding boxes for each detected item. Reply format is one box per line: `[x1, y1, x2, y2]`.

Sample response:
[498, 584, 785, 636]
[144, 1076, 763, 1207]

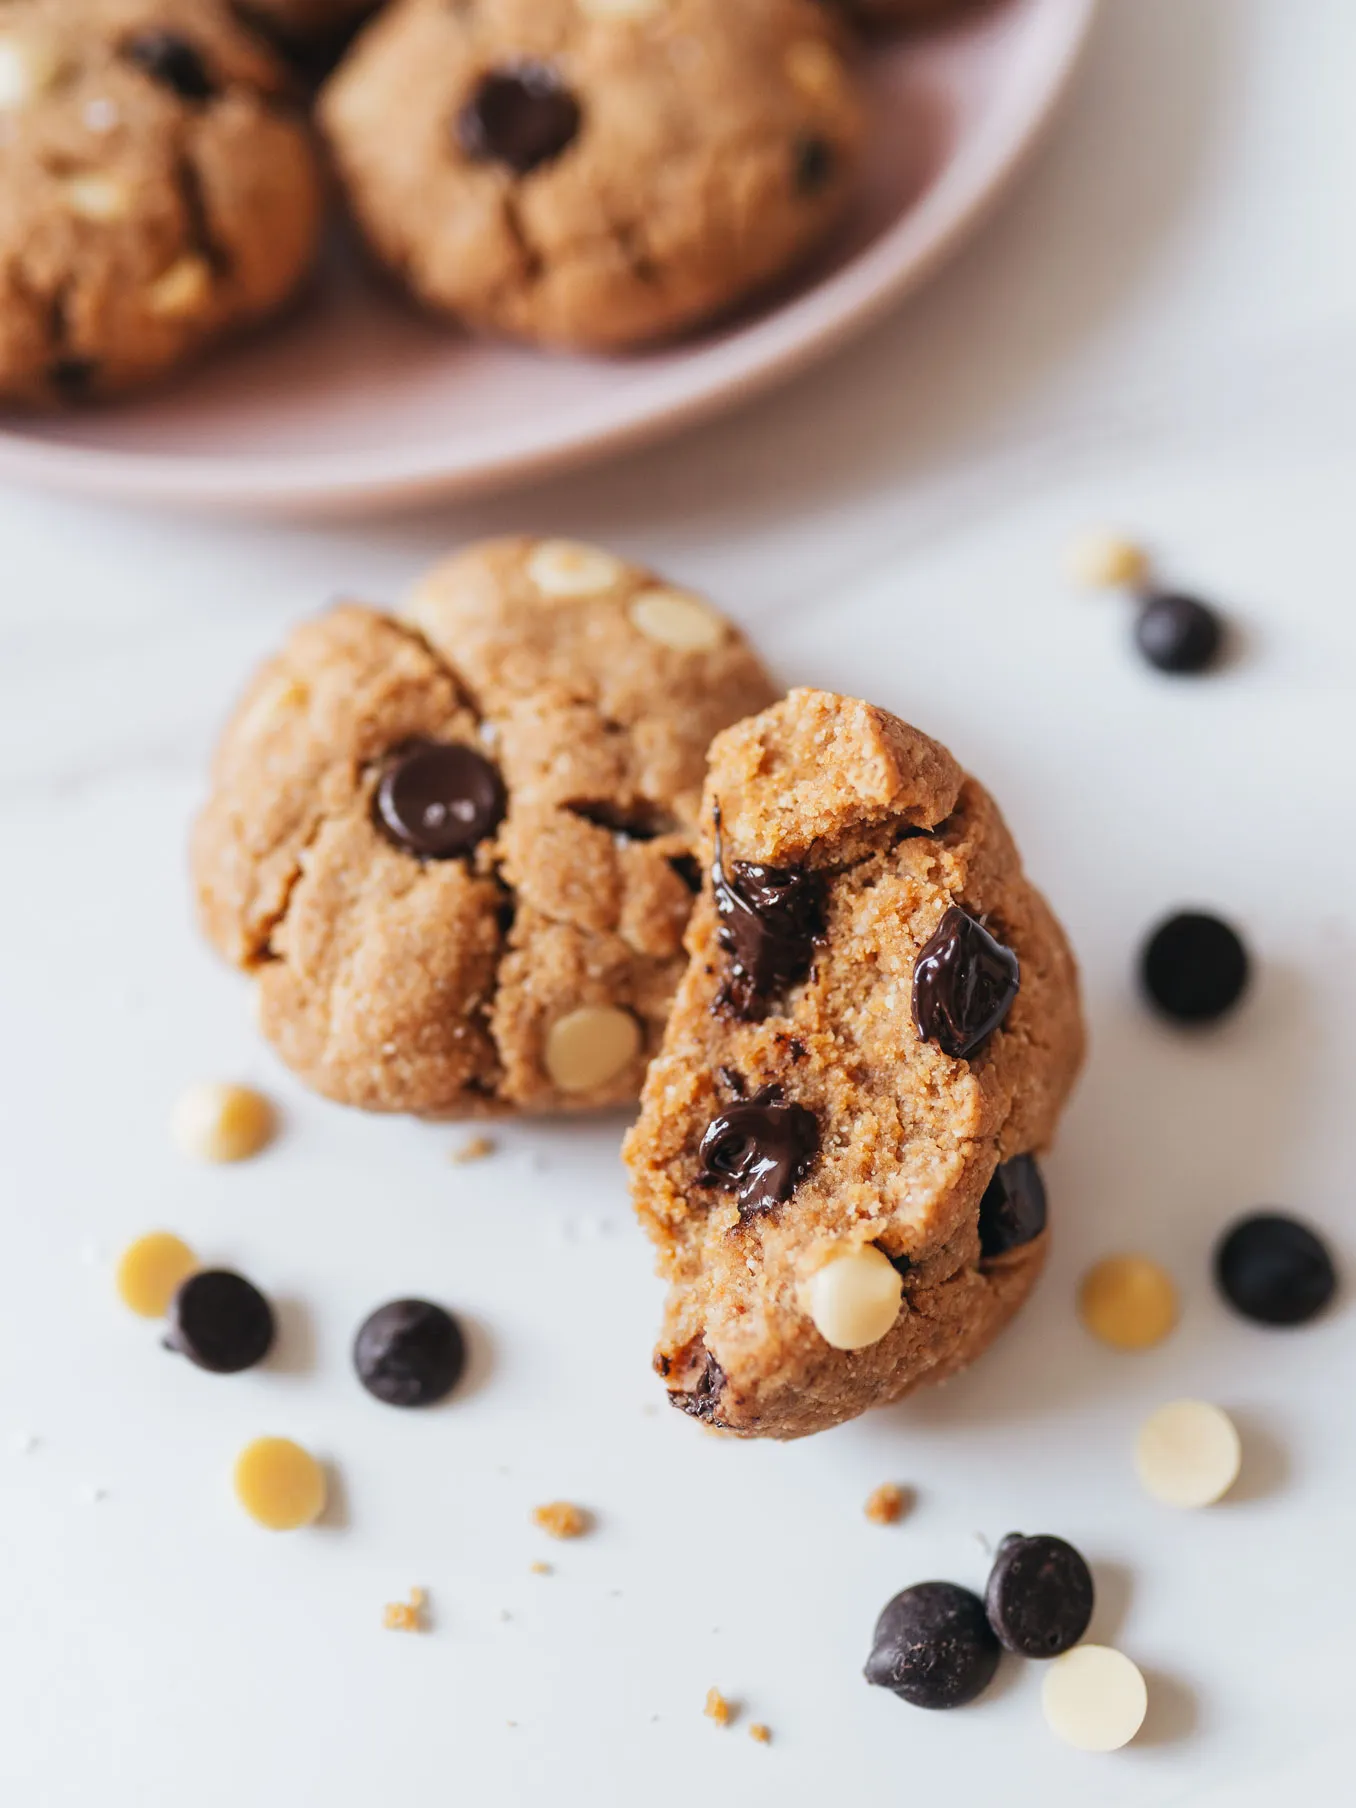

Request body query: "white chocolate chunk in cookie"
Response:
[146, 255, 214, 320]
[62, 174, 132, 222]
[526, 541, 626, 601]
[804, 1246, 903, 1350]
[629, 588, 727, 653]
[0, 35, 62, 109]
[545, 1006, 641, 1093]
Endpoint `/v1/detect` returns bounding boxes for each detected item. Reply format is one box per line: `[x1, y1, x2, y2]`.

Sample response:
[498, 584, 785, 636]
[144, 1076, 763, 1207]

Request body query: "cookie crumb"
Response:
[863, 1483, 910, 1525]
[532, 1500, 591, 1540]
[704, 1688, 733, 1727]
[451, 1134, 496, 1165]
[529, 1560, 553, 1576]
[383, 1587, 427, 1632]
[749, 1723, 772, 1745]
[1064, 530, 1149, 590]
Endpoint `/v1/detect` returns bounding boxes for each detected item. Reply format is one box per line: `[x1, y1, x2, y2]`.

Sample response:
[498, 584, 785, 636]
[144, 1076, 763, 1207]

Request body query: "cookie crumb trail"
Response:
[704, 1688, 733, 1728]
[532, 1501, 591, 1539]
[749, 1723, 772, 1746]
[383, 1588, 427, 1632]
[863, 1483, 910, 1525]
[172, 1082, 276, 1163]
[451, 1134, 496, 1164]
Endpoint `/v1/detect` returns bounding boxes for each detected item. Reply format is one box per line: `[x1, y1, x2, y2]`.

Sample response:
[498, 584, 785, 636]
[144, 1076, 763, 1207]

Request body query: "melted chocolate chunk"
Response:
[711, 812, 826, 1021]
[456, 63, 582, 174]
[978, 1153, 1047, 1258]
[666, 1346, 727, 1423]
[912, 905, 1020, 1059]
[374, 740, 506, 859]
[124, 30, 216, 101]
[697, 1084, 819, 1219]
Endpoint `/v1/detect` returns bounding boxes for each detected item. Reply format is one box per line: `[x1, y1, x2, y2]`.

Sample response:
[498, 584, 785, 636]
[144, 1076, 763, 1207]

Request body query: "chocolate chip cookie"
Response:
[192, 539, 778, 1117]
[622, 689, 1084, 1440]
[835, 0, 985, 28]
[237, 0, 374, 43]
[319, 0, 865, 351]
[0, 0, 324, 405]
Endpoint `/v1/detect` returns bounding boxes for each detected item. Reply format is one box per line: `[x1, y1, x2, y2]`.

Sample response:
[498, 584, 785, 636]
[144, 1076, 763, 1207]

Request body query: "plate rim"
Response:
[0, 0, 1099, 515]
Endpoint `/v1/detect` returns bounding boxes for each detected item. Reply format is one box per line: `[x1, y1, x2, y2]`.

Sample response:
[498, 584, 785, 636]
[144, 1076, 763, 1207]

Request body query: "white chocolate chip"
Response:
[1064, 531, 1150, 591]
[578, 0, 663, 16]
[1042, 1646, 1148, 1751]
[526, 541, 626, 601]
[146, 254, 213, 320]
[629, 588, 727, 653]
[0, 36, 62, 109]
[171, 1082, 276, 1164]
[804, 1246, 903, 1350]
[544, 1006, 641, 1093]
[62, 174, 131, 222]
[1135, 1399, 1241, 1508]
[785, 39, 848, 102]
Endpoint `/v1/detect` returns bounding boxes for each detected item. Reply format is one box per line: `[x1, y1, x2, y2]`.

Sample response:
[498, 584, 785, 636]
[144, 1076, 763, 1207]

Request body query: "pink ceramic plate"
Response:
[0, 0, 1096, 514]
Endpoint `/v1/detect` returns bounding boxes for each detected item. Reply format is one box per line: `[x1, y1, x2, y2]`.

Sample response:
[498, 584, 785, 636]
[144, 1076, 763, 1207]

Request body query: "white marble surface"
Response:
[2, 3, 1354, 1802]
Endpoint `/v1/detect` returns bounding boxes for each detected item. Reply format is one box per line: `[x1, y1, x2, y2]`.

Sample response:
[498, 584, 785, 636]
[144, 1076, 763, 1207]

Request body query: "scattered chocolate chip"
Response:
[711, 811, 826, 1021]
[353, 1299, 466, 1407]
[123, 30, 216, 101]
[165, 1270, 275, 1374]
[697, 1085, 819, 1219]
[985, 1533, 1094, 1658]
[456, 63, 582, 174]
[793, 134, 835, 195]
[49, 357, 97, 398]
[913, 905, 1020, 1059]
[668, 852, 703, 894]
[1140, 910, 1249, 1023]
[1214, 1212, 1337, 1326]
[865, 1582, 1000, 1709]
[1134, 591, 1224, 674]
[978, 1153, 1047, 1258]
[374, 740, 506, 859]
[666, 1346, 727, 1423]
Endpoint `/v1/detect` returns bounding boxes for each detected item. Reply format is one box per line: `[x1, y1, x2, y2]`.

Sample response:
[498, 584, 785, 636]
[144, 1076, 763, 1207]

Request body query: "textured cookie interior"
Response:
[624, 689, 1084, 1439]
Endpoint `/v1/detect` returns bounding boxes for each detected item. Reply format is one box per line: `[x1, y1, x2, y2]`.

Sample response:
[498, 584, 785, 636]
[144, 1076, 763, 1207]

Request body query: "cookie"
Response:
[0, 0, 324, 405]
[237, 1, 374, 44]
[319, 0, 865, 351]
[622, 689, 1084, 1440]
[191, 539, 778, 1117]
[835, 0, 984, 29]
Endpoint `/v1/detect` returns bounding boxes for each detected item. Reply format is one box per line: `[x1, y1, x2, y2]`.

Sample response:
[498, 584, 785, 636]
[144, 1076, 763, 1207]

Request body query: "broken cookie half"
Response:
[623, 689, 1084, 1439]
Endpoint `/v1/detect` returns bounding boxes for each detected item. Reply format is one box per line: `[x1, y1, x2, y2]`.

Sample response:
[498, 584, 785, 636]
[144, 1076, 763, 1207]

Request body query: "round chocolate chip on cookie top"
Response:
[191, 538, 777, 1118]
[0, 0, 324, 406]
[319, 0, 865, 351]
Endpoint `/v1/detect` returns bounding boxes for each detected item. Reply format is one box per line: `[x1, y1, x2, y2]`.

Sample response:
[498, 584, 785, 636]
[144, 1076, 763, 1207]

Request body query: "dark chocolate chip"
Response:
[1214, 1212, 1337, 1327]
[711, 810, 826, 1022]
[978, 1153, 1047, 1259]
[49, 357, 97, 398]
[124, 30, 216, 101]
[1134, 591, 1224, 674]
[353, 1299, 466, 1407]
[165, 1270, 275, 1374]
[985, 1533, 1094, 1658]
[794, 134, 835, 195]
[697, 1084, 818, 1219]
[374, 740, 506, 859]
[912, 905, 1020, 1059]
[665, 1345, 727, 1423]
[1140, 910, 1249, 1023]
[456, 63, 582, 174]
[864, 1581, 1000, 1710]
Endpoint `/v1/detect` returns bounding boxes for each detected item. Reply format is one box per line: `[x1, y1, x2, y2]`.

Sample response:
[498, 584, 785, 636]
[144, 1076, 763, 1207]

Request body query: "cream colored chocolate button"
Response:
[526, 540, 625, 600]
[146, 255, 213, 320]
[1078, 1254, 1178, 1350]
[0, 37, 61, 108]
[172, 1082, 276, 1163]
[62, 174, 131, 221]
[1042, 1645, 1148, 1751]
[115, 1232, 198, 1319]
[805, 1246, 903, 1350]
[1135, 1399, 1241, 1508]
[628, 587, 726, 653]
[544, 1006, 641, 1093]
[1065, 531, 1149, 591]
[234, 1437, 327, 1531]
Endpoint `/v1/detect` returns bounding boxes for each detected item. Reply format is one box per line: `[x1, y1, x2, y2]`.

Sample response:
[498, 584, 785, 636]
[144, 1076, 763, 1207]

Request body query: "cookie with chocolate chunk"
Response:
[623, 690, 1084, 1440]
[319, 0, 865, 351]
[0, 0, 323, 405]
[191, 538, 777, 1117]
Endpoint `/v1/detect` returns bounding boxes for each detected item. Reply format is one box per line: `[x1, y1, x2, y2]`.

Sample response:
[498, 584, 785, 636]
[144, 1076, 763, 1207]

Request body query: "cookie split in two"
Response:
[623, 688, 1084, 1440]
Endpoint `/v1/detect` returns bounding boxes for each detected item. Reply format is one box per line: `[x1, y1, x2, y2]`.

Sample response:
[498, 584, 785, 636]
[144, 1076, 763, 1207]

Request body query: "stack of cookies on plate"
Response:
[0, 0, 978, 405]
